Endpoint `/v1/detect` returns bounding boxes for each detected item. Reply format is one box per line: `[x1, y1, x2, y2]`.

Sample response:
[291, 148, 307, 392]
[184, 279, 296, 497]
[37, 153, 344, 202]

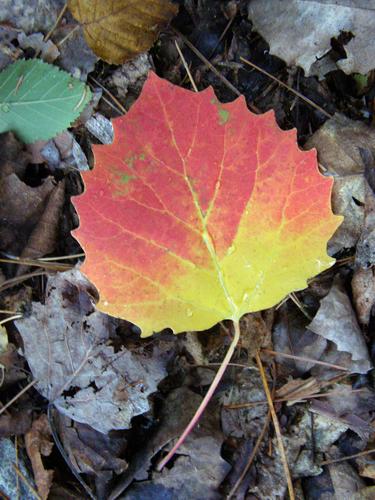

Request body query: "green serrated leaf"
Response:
[0, 59, 91, 144]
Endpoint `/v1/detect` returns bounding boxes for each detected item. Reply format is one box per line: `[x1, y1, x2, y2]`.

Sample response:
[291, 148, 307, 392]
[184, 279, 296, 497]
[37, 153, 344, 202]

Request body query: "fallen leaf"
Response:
[73, 72, 341, 336]
[0, 438, 38, 499]
[56, 413, 127, 498]
[248, 0, 375, 76]
[308, 278, 372, 374]
[0, 0, 65, 33]
[0, 410, 32, 438]
[327, 450, 367, 498]
[15, 269, 170, 433]
[17, 32, 60, 63]
[352, 267, 375, 327]
[53, 23, 98, 80]
[0, 133, 60, 258]
[25, 414, 54, 500]
[356, 159, 375, 268]
[328, 175, 365, 254]
[0, 343, 28, 387]
[16, 179, 66, 275]
[68, 0, 178, 64]
[305, 114, 375, 177]
[273, 301, 328, 376]
[0, 59, 91, 143]
[114, 387, 230, 499]
[105, 53, 152, 100]
[0, 26, 22, 71]
[86, 113, 114, 145]
[273, 301, 366, 377]
[311, 385, 375, 440]
[221, 369, 267, 439]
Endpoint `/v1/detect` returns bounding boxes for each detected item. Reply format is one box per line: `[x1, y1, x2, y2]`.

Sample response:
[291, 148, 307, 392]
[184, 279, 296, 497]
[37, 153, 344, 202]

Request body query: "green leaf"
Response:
[0, 59, 91, 144]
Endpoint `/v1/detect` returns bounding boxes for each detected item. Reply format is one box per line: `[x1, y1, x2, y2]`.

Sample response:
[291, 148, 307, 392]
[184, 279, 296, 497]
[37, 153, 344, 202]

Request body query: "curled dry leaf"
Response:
[68, 0, 178, 64]
[25, 414, 54, 500]
[15, 269, 170, 433]
[248, 0, 375, 76]
[73, 72, 341, 336]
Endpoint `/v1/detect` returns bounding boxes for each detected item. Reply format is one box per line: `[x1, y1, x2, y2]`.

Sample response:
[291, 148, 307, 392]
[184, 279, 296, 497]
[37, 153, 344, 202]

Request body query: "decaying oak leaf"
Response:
[68, 0, 178, 65]
[73, 72, 342, 336]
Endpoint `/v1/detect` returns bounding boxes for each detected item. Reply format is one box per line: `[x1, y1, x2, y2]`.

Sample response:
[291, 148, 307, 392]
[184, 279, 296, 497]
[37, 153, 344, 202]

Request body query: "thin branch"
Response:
[320, 448, 375, 466]
[12, 464, 42, 500]
[255, 352, 295, 500]
[175, 40, 198, 92]
[262, 349, 349, 372]
[89, 75, 127, 115]
[227, 361, 276, 499]
[0, 379, 37, 416]
[175, 31, 241, 98]
[44, 3, 68, 42]
[240, 56, 333, 119]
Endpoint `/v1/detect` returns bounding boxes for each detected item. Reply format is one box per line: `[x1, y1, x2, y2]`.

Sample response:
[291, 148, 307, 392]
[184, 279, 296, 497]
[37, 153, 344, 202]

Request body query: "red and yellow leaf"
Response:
[73, 72, 342, 337]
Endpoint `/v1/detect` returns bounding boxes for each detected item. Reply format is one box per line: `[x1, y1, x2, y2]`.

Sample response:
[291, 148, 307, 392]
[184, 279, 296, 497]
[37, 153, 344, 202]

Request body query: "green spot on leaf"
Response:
[218, 108, 229, 125]
[120, 173, 135, 184]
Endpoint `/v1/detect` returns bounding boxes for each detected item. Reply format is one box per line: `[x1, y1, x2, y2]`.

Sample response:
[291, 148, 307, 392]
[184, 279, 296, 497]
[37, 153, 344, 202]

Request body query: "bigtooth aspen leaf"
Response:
[73, 72, 342, 337]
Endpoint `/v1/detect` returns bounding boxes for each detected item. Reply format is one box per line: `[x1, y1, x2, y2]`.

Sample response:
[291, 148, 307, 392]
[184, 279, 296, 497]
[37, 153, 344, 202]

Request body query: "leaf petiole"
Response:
[156, 319, 241, 471]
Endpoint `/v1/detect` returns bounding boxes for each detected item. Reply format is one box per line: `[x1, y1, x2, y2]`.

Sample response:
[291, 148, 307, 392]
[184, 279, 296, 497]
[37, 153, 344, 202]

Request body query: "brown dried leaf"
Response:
[25, 414, 54, 500]
[68, 0, 178, 64]
[305, 114, 375, 177]
[0, 410, 32, 438]
[16, 179, 65, 276]
[275, 376, 323, 403]
[0, 132, 63, 261]
[352, 267, 375, 326]
[57, 414, 127, 476]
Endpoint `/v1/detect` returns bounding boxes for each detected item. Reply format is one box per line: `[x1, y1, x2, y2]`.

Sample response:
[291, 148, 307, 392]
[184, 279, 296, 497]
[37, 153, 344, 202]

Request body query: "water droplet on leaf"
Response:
[186, 309, 193, 317]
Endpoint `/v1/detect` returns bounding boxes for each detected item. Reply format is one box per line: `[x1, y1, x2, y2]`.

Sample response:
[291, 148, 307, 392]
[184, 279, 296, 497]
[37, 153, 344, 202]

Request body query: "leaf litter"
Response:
[1, 1, 375, 498]
[15, 269, 172, 433]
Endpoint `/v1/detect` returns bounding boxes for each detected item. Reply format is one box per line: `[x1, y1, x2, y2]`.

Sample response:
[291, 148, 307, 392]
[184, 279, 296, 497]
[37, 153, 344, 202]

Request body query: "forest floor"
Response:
[0, 1, 375, 499]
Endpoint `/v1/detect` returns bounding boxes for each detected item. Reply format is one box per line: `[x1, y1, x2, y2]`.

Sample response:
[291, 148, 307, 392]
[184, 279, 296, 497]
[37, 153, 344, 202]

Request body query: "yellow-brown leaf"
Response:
[68, 0, 178, 64]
